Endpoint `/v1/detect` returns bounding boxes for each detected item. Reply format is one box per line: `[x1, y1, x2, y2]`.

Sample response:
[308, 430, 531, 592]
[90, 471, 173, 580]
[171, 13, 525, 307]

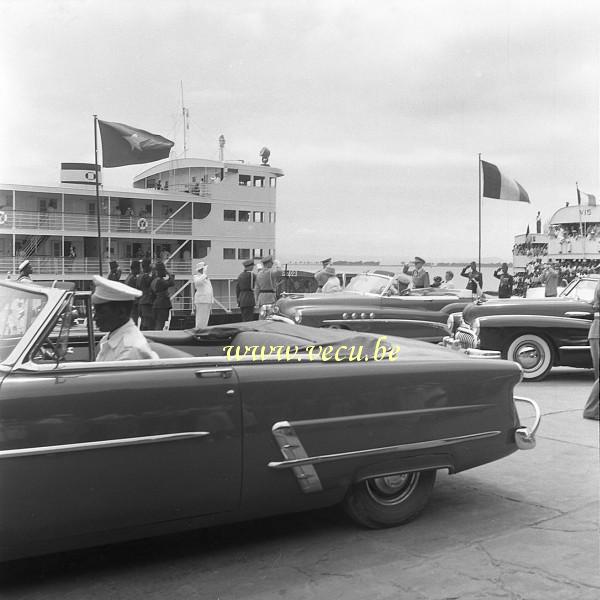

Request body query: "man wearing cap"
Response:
[92, 275, 159, 362]
[136, 258, 155, 331]
[314, 257, 332, 292]
[254, 255, 282, 310]
[17, 260, 34, 283]
[193, 261, 213, 329]
[321, 265, 342, 293]
[236, 258, 256, 321]
[403, 257, 430, 288]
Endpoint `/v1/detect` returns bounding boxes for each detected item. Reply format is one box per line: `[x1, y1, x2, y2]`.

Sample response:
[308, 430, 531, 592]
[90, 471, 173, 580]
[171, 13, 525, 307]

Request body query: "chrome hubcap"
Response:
[366, 472, 420, 506]
[515, 343, 543, 371]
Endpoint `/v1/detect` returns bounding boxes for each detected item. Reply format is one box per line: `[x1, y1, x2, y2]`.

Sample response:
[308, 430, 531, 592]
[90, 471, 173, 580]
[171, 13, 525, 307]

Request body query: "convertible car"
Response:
[263, 271, 476, 343]
[444, 275, 599, 381]
[0, 280, 539, 561]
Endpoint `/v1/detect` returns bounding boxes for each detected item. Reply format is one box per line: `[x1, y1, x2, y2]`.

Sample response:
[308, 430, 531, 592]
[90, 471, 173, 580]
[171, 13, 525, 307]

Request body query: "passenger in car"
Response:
[92, 275, 159, 361]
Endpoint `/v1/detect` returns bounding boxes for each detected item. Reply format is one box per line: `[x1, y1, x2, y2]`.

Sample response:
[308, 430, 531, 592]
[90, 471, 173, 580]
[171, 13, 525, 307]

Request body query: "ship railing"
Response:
[0, 210, 192, 235]
[147, 182, 211, 198]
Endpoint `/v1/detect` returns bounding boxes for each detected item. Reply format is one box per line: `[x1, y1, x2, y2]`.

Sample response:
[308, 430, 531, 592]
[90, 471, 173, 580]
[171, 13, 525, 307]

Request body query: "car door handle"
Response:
[564, 311, 592, 318]
[195, 367, 233, 379]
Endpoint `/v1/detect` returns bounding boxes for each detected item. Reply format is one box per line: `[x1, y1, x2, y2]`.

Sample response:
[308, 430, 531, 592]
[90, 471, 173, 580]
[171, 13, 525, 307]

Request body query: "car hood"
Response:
[462, 296, 588, 324]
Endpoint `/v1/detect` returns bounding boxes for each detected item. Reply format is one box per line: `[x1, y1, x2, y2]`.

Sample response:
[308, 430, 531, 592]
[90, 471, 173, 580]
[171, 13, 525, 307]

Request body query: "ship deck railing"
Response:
[0, 210, 192, 236]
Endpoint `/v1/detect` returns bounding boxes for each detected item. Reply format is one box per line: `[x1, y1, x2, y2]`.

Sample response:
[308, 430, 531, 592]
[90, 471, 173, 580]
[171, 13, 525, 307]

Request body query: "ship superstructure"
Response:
[0, 156, 283, 310]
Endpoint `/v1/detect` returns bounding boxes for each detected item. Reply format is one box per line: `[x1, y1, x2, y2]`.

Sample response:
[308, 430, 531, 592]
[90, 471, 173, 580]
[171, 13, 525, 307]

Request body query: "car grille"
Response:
[455, 327, 477, 349]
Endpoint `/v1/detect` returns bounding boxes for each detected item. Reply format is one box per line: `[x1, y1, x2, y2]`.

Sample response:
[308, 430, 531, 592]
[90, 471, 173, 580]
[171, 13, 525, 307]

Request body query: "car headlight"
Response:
[446, 314, 454, 331]
[293, 310, 303, 324]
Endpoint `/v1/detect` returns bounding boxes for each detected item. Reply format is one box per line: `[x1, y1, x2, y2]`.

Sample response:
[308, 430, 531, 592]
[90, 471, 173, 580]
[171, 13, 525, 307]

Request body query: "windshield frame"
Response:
[344, 272, 394, 296]
[0, 281, 66, 367]
[559, 276, 600, 302]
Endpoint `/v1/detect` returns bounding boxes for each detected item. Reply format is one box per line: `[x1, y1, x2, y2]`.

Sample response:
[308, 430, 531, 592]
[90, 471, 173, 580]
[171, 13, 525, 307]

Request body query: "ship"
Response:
[0, 142, 284, 324]
[513, 203, 600, 269]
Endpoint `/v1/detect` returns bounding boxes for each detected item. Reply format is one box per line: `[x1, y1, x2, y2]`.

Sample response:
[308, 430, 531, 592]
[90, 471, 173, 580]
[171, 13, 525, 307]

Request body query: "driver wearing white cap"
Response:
[92, 275, 159, 362]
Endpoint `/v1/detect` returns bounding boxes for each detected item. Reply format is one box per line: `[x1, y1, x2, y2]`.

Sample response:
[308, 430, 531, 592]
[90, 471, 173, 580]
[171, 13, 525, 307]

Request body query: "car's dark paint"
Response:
[0, 281, 531, 560]
[454, 276, 598, 377]
[274, 289, 474, 342]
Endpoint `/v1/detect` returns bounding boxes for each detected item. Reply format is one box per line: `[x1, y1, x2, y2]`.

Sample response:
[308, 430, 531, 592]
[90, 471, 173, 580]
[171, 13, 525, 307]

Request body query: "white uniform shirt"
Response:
[96, 319, 159, 362]
[193, 273, 214, 304]
[322, 276, 342, 293]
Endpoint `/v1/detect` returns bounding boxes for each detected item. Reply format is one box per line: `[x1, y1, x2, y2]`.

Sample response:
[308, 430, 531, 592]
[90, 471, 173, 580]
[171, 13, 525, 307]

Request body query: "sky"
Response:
[0, 0, 598, 263]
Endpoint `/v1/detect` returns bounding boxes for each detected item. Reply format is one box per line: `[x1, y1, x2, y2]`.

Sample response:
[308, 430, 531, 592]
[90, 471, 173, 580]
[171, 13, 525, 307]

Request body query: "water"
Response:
[282, 263, 507, 293]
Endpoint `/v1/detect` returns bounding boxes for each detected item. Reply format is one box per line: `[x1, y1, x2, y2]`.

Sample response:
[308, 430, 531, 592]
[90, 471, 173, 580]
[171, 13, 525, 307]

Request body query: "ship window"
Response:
[238, 248, 250, 260]
[238, 210, 250, 222]
[239, 174, 251, 186]
[224, 210, 236, 222]
[253, 211, 264, 223]
[269, 177, 276, 188]
[193, 203, 212, 219]
[253, 248, 263, 258]
[253, 176, 264, 188]
[223, 248, 236, 260]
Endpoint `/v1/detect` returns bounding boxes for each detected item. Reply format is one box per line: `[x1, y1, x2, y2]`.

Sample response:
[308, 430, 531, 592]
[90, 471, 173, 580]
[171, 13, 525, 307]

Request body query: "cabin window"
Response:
[253, 211, 264, 223]
[223, 248, 236, 260]
[238, 210, 250, 222]
[269, 177, 276, 188]
[253, 176, 264, 188]
[253, 248, 263, 258]
[224, 210, 236, 222]
[238, 248, 250, 260]
[239, 174, 251, 186]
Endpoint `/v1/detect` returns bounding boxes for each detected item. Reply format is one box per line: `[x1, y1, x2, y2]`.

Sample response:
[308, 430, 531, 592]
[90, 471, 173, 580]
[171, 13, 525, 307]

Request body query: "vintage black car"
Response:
[0, 280, 540, 561]
[444, 275, 599, 381]
[264, 271, 476, 343]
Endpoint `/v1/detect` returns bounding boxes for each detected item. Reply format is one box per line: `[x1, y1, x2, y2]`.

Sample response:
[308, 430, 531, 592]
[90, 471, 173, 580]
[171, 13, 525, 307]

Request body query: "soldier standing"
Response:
[151, 261, 174, 330]
[136, 258, 155, 330]
[236, 258, 256, 321]
[403, 256, 430, 288]
[254, 255, 281, 310]
[17, 259, 34, 283]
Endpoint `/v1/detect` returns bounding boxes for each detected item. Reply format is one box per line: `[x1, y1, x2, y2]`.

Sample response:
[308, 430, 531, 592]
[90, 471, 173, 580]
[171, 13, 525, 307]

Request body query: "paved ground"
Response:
[1, 368, 598, 600]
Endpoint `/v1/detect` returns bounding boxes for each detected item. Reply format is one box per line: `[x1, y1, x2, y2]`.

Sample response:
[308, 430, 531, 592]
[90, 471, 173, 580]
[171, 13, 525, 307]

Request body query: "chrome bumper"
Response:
[442, 336, 501, 359]
[513, 396, 541, 450]
[267, 314, 295, 325]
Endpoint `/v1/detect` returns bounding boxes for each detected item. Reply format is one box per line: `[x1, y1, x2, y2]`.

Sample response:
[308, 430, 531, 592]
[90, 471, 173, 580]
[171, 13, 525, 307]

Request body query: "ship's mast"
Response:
[181, 80, 189, 158]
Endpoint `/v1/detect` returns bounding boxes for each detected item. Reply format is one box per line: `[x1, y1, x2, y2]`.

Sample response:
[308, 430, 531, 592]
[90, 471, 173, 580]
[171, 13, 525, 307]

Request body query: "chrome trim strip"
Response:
[558, 345, 590, 351]
[323, 318, 448, 329]
[513, 396, 541, 450]
[268, 430, 501, 469]
[270, 421, 323, 493]
[564, 311, 592, 317]
[0, 431, 211, 458]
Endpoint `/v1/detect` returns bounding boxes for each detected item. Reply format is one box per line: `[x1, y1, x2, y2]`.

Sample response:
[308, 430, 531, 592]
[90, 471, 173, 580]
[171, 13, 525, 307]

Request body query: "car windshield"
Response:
[345, 273, 391, 295]
[0, 284, 48, 362]
[560, 278, 599, 303]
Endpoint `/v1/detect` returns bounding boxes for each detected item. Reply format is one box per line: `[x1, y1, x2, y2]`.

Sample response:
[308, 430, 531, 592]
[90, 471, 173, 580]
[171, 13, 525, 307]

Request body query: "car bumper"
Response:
[442, 335, 500, 359]
[513, 396, 541, 450]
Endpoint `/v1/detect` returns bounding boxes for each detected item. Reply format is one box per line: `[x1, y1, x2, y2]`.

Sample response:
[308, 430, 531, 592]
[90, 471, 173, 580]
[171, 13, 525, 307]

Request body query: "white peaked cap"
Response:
[92, 275, 142, 304]
[19, 259, 30, 271]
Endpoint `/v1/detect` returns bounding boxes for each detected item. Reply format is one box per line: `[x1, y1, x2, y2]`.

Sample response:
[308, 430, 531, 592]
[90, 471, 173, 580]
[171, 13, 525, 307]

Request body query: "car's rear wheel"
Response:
[506, 334, 554, 381]
[342, 470, 436, 528]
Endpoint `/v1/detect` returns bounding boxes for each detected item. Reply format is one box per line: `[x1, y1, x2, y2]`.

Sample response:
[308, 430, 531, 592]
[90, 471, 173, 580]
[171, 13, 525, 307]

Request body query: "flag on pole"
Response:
[481, 160, 530, 203]
[98, 120, 174, 168]
[577, 187, 596, 207]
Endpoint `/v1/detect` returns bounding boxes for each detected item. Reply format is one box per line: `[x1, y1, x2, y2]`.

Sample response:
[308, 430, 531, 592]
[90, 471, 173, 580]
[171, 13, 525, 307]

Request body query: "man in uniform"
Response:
[17, 259, 34, 283]
[314, 257, 332, 292]
[123, 260, 141, 325]
[236, 258, 256, 321]
[108, 260, 122, 282]
[92, 275, 159, 361]
[136, 258, 155, 330]
[254, 255, 281, 310]
[403, 256, 430, 288]
[540, 260, 559, 297]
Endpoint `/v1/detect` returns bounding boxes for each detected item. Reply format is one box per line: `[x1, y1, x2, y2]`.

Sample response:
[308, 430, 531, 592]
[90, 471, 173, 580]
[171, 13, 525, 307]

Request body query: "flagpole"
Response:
[93, 115, 103, 276]
[478, 153, 482, 271]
